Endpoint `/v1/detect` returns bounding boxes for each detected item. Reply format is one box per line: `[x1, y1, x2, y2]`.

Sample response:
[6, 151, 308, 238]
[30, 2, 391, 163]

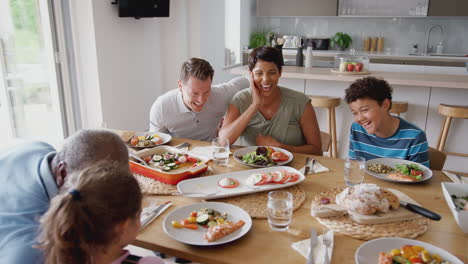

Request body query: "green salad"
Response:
[395, 163, 424, 180]
[241, 146, 274, 166]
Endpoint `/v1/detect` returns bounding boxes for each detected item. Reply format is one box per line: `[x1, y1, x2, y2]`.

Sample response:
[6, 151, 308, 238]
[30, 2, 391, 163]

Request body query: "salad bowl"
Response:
[233, 146, 293, 168]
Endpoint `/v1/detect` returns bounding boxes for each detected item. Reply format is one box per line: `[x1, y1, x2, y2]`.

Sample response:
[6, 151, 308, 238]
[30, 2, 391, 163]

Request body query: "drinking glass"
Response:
[267, 191, 293, 231]
[344, 156, 365, 186]
[212, 137, 229, 166]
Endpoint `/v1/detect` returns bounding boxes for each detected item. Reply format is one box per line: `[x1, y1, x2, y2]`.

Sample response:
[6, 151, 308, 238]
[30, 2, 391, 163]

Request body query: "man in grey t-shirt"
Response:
[149, 58, 248, 141]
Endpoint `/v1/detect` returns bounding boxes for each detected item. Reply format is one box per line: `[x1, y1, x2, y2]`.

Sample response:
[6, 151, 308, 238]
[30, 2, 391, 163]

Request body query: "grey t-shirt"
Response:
[231, 87, 310, 146]
[149, 77, 249, 141]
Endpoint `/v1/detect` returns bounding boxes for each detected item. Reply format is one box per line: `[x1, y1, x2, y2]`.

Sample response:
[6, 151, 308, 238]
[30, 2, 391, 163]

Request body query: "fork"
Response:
[175, 142, 191, 149]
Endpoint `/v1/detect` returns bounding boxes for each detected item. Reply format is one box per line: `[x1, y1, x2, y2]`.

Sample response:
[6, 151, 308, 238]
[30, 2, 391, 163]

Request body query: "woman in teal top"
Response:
[219, 47, 322, 155]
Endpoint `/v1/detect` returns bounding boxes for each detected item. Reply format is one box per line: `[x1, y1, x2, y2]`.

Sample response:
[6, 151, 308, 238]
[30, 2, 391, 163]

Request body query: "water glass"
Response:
[212, 137, 229, 166]
[267, 191, 293, 231]
[344, 156, 366, 186]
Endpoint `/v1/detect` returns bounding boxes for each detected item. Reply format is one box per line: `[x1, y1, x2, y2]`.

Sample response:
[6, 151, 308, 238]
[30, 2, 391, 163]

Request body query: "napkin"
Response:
[189, 146, 232, 160]
[442, 171, 468, 184]
[140, 202, 166, 225]
[300, 160, 330, 174]
[291, 230, 334, 264]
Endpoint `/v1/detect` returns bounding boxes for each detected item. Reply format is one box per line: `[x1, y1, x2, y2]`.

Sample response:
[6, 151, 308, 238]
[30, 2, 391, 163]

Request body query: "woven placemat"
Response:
[209, 185, 306, 219]
[133, 173, 178, 195]
[311, 187, 430, 241]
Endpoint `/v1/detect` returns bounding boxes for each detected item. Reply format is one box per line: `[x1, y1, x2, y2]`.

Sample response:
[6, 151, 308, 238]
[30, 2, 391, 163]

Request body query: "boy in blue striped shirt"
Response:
[345, 77, 429, 167]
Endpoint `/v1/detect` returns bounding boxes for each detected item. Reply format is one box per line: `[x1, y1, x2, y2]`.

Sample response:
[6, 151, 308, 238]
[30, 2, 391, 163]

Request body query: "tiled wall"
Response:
[256, 17, 468, 55]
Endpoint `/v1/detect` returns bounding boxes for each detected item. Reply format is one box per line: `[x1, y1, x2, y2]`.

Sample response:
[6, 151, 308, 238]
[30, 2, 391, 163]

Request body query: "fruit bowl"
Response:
[332, 54, 370, 75]
[129, 146, 209, 185]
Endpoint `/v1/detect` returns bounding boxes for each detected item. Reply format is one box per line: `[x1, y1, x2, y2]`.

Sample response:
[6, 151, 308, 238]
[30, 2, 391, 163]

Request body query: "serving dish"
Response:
[177, 166, 305, 199]
[355, 237, 463, 264]
[126, 131, 172, 149]
[163, 202, 252, 246]
[441, 182, 468, 233]
[365, 158, 432, 184]
[129, 146, 209, 185]
[233, 146, 293, 168]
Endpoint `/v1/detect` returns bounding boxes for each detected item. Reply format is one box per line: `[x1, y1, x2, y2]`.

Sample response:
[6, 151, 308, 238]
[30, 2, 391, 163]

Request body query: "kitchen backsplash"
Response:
[256, 17, 468, 55]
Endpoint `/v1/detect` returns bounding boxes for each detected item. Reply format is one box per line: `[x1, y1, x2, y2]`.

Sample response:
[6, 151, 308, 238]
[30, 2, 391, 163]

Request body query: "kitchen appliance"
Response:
[306, 38, 330, 50]
[283, 35, 302, 49]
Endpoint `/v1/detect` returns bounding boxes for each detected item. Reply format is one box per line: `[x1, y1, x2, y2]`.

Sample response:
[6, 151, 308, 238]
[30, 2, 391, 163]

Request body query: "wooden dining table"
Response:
[132, 137, 467, 264]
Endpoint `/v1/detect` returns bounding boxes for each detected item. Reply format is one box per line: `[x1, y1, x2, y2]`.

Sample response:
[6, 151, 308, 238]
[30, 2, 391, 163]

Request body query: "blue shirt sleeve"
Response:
[408, 132, 430, 167]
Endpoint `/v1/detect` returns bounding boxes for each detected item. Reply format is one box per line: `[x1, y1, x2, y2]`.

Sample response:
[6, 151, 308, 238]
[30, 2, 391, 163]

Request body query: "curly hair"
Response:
[180, 57, 214, 84]
[38, 161, 142, 264]
[344, 77, 393, 107]
[248, 46, 284, 72]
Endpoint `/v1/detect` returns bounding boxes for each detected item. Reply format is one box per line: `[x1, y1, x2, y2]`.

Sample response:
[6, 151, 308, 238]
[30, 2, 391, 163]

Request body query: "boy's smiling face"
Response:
[349, 97, 391, 135]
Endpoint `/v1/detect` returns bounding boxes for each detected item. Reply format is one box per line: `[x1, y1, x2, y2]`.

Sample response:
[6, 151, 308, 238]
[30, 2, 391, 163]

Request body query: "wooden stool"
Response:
[436, 104, 468, 158]
[390, 101, 408, 116]
[310, 96, 341, 158]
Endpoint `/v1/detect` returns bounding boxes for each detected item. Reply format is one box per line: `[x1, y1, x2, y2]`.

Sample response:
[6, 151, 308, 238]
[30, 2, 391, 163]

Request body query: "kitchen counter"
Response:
[243, 49, 468, 62]
[231, 65, 468, 89]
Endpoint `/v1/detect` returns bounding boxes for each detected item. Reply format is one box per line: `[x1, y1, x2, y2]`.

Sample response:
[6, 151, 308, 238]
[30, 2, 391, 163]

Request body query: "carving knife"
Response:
[399, 201, 441, 221]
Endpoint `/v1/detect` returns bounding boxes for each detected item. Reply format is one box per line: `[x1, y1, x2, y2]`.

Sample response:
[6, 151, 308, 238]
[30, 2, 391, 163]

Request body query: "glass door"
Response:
[0, 0, 65, 149]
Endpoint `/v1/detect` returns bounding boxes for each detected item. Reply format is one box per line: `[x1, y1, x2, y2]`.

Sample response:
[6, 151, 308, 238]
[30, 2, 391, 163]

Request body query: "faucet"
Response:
[424, 25, 444, 55]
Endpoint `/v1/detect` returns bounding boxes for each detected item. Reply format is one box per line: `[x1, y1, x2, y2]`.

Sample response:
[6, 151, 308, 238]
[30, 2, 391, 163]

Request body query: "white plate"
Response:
[177, 166, 304, 199]
[355, 237, 463, 264]
[233, 146, 293, 168]
[163, 202, 252, 246]
[127, 132, 172, 149]
[365, 158, 432, 184]
[441, 182, 468, 233]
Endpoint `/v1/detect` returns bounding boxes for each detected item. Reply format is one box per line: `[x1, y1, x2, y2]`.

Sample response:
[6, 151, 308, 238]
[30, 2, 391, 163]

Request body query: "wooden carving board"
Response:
[312, 188, 422, 224]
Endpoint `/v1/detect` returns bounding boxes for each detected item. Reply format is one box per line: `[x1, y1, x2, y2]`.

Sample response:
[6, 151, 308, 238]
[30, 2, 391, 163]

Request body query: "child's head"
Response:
[344, 77, 394, 134]
[38, 161, 142, 264]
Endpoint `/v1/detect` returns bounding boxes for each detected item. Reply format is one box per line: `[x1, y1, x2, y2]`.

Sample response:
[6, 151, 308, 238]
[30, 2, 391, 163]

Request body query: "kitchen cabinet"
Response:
[427, 0, 468, 16]
[257, 0, 337, 17]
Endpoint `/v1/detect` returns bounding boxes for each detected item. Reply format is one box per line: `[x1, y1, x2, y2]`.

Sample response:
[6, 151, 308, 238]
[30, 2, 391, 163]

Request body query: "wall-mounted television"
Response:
[118, 0, 170, 18]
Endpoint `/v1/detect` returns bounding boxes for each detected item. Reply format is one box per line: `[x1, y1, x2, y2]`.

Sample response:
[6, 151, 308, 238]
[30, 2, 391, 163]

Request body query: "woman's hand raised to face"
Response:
[250, 72, 263, 109]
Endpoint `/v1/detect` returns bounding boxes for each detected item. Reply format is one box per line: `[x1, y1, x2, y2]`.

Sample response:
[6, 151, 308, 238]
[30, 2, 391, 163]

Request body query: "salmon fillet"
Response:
[387, 172, 417, 182]
[204, 220, 245, 242]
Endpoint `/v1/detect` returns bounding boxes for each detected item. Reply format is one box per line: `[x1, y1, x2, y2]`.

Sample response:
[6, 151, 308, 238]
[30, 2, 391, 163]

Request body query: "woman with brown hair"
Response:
[37, 161, 164, 264]
[219, 46, 322, 155]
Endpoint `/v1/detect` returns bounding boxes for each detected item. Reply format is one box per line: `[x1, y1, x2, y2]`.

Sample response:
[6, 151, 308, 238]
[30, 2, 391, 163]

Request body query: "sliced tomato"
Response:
[186, 156, 198, 163]
[262, 172, 273, 183]
[410, 170, 423, 177]
[271, 151, 289, 162]
[287, 173, 299, 183]
[218, 178, 240, 188]
[130, 137, 139, 146]
[278, 173, 291, 184]
[183, 223, 198, 229]
[190, 211, 197, 217]
[271, 171, 284, 183]
[255, 175, 267, 185]
[143, 155, 152, 163]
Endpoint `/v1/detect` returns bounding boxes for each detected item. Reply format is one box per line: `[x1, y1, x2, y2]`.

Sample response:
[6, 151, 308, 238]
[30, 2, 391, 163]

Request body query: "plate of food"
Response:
[177, 166, 305, 199]
[125, 131, 172, 149]
[163, 202, 252, 246]
[355, 237, 463, 264]
[365, 158, 432, 183]
[233, 146, 293, 168]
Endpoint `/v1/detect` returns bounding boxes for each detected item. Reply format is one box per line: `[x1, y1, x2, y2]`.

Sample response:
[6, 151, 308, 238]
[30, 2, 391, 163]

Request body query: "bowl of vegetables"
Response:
[441, 182, 468, 233]
[129, 146, 209, 185]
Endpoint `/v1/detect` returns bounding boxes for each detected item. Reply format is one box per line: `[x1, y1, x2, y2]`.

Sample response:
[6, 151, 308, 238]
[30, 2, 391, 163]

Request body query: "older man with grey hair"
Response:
[0, 129, 129, 263]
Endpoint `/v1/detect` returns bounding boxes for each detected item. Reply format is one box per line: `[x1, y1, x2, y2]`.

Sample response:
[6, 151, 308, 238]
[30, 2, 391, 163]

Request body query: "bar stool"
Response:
[390, 101, 408, 116]
[436, 104, 468, 158]
[309, 96, 340, 158]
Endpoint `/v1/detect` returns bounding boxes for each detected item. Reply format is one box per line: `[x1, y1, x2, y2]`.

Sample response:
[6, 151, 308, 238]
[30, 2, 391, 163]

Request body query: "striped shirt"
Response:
[348, 117, 430, 167]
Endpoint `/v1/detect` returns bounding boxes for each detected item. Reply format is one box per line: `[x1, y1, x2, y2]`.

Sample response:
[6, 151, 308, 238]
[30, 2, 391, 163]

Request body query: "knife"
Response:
[140, 201, 172, 230]
[399, 201, 441, 221]
[307, 228, 317, 264]
[304, 157, 311, 175]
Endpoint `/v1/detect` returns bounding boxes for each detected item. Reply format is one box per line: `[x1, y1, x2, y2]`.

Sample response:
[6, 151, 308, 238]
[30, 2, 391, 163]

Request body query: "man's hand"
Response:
[256, 134, 280, 147]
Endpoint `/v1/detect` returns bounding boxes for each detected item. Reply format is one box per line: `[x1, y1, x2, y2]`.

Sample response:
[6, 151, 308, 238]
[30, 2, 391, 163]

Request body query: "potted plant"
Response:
[330, 32, 352, 50]
[249, 31, 270, 49]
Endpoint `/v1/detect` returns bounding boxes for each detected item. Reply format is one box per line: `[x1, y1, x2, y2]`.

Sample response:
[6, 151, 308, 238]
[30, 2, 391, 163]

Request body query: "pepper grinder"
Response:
[296, 46, 304, 67]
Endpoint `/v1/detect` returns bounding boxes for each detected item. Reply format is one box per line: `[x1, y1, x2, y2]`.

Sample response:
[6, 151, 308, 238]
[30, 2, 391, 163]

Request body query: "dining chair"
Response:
[310, 96, 341, 158]
[320, 131, 331, 154]
[428, 146, 446, 171]
[390, 101, 408, 117]
[436, 104, 468, 159]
